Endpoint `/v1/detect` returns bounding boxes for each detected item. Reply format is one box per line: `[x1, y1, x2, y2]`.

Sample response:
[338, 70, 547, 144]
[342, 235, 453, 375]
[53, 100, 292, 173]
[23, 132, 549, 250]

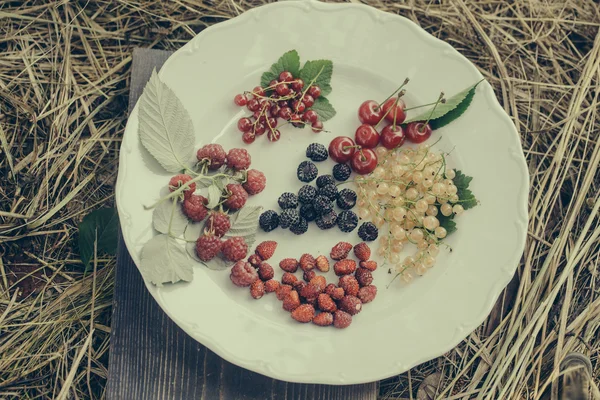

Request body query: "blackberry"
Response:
[313, 195, 333, 216]
[337, 210, 358, 232]
[300, 203, 318, 222]
[336, 188, 357, 210]
[315, 210, 338, 230]
[333, 163, 352, 181]
[358, 222, 379, 241]
[306, 143, 328, 162]
[279, 209, 300, 229]
[298, 185, 317, 204]
[297, 161, 318, 183]
[259, 210, 279, 232]
[290, 218, 309, 235]
[317, 184, 338, 201]
[278, 192, 298, 209]
[316, 174, 335, 188]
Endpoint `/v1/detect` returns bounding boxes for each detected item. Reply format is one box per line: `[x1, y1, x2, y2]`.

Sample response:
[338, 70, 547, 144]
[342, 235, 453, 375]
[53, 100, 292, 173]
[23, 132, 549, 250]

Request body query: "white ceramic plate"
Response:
[116, 1, 528, 385]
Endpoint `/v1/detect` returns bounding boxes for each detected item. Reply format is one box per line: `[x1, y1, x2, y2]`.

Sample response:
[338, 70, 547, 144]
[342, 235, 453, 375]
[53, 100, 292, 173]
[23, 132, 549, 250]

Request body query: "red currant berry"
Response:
[237, 118, 252, 132]
[242, 131, 255, 144]
[358, 100, 382, 125]
[247, 98, 260, 112]
[292, 100, 306, 113]
[269, 79, 278, 88]
[291, 79, 304, 92]
[270, 105, 281, 118]
[308, 86, 321, 98]
[382, 98, 406, 124]
[276, 83, 291, 96]
[252, 110, 263, 120]
[278, 100, 288, 108]
[312, 120, 324, 133]
[268, 129, 281, 142]
[279, 107, 292, 120]
[380, 125, 405, 149]
[405, 122, 432, 143]
[303, 94, 315, 108]
[303, 110, 318, 124]
[279, 71, 294, 82]
[329, 136, 357, 163]
[254, 122, 266, 135]
[252, 86, 266, 98]
[354, 124, 380, 148]
[234, 94, 247, 106]
[351, 148, 378, 175]
[266, 117, 277, 129]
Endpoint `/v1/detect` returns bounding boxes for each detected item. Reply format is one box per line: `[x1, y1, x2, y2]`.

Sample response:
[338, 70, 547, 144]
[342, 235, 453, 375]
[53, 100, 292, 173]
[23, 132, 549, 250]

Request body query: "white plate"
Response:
[116, 1, 528, 385]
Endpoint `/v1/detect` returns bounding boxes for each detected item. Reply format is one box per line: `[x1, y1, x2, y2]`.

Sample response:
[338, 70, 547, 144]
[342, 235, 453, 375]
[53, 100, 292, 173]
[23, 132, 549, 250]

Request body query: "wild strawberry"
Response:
[206, 211, 230, 236]
[303, 270, 316, 282]
[305, 296, 318, 307]
[227, 148, 251, 170]
[264, 279, 280, 293]
[242, 169, 266, 195]
[353, 242, 371, 261]
[258, 262, 274, 281]
[325, 283, 336, 297]
[359, 260, 378, 271]
[223, 183, 248, 210]
[183, 195, 208, 222]
[317, 293, 337, 312]
[276, 284, 292, 300]
[338, 295, 362, 315]
[248, 254, 262, 267]
[294, 281, 307, 293]
[333, 310, 352, 329]
[339, 275, 359, 296]
[255, 241, 277, 260]
[279, 258, 299, 273]
[291, 304, 315, 323]
[283, 290, 301, 311]
[315, 255, 329, 272]
[169, 174, 196, 199]
[330, 242, 353, 260]
[299, 254, 316, 271]
[313, 312, 333, 326]
[334, 259, 357, 276]
[309, 276, 327, 292]
[230, 261, 258, 287]
[355, 268, 373, 287]
[195, 233, 221, 261]
[281, 272, 298, 286]
[250, 280, 265, 299]
[221, 236, 248, 262]
[300, 283, 321, 300]
[358, 285, 377, 303]
[196, 144, 227, 170]
[332, 287, 345, 300]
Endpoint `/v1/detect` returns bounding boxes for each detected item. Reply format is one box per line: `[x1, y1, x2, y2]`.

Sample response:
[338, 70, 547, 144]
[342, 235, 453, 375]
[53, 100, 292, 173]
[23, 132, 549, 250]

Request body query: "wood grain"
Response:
[106, 48, 378, 400]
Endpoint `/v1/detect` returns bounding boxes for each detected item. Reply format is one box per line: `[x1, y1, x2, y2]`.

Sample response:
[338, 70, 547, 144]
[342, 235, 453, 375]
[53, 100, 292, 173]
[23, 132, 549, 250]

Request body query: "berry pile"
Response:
[233, 71, 326, 143]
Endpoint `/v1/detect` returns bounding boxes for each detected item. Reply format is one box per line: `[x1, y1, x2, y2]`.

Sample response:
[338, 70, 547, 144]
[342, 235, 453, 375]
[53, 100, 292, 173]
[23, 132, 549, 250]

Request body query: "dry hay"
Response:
[0, 0, 598, 399]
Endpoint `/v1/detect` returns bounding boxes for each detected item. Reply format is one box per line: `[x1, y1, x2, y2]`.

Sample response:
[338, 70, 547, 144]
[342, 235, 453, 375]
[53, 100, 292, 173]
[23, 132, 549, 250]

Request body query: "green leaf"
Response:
[225, 205, 262, 248]
[453, 170, 478, 209]
[261, 50, 301, 88]
[140, 234, 193, 285]
[437, 213, 457, 236]
[78, 208, 119, 270]
[299, 60, 333, 96]
[152, 197, 187, 236]
[404, 80, 483, 129]
[310, 97, 337, 122]
[206, 183, 222, 209]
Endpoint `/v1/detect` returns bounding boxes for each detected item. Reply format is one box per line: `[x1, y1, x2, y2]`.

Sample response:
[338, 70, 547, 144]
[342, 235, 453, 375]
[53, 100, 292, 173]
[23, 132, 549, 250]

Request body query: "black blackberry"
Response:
[259, 210, 279, 232]
[297, 161, 318, 183]
[290, 218, 309, 235]
[298, 185, 317, 204]
[315, 210, 338, 230]
[306, 143, 328, 162]
[333, 163, 352, 181]
[337, 210, 358, 232]
[299, 203, 318, 222]
[278, 192, 298, 209]
[358, 222, 379, 241]
[279, 209, 300, 229]
[317, 184, 338, 201]
[336, 188, 357, 210]
[313, 195, 333, 216]
[316, 174, 335, 188]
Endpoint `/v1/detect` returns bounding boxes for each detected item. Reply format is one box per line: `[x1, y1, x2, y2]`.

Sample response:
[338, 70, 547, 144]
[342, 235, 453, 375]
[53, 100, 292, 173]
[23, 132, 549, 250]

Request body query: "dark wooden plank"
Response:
[106, 47, 378, 400]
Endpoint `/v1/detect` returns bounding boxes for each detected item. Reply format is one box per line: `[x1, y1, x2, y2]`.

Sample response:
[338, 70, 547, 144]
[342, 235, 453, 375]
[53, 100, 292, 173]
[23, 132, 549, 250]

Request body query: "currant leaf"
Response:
[299, 60, 333, 96]
[310, 97, 336, 122]
[261, 50, 301, 88]
[453, 170, 478, 209]
[437, 214, 457, 235]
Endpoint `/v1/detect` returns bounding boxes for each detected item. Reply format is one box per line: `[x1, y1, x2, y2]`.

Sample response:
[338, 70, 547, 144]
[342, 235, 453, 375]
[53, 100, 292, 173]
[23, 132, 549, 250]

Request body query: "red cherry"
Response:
[247, 98, 260, 112]
[279, 107, 292, 120]
[242, 130, 255, 144]
[405, 122, 432, 143]
[311, 120, 324, 133]
[358, 100, 382, 125]
[237, 118, 252, 132]
[303, 94, 315, 108]
[268, 129, 281, 142]
[351, 148, 378, 175]
[382, 98, 406, 123]
[380, 125, 406, 149]
[291, 79, 304, 92]
[354, 124, 380, 149]
[234, 94, 247, 106]
[252, 86, 265, 98]
[303, 110, 318, 124]
[279, 71, 294, 82]
[276, 83, 291, 96]
[308, 86, 321, 98]
[292, 100, 306, 113]
[329, 136, 357, 163]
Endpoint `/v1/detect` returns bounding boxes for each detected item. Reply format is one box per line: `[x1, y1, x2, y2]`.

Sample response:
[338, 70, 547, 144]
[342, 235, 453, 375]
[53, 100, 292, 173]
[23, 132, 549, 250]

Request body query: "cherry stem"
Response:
[404, 101, 441, 112]
[378, 78, 409, 108]
[342, 145, 362, 151]
[419, 92, 445, 133]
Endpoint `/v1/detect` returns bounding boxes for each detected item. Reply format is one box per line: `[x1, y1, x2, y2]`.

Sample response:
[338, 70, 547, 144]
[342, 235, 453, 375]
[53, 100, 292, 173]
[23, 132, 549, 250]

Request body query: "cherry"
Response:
[237, 118, 252, 132]
[312, 120, 324, 133]
[291, 79, 304, 92]
[268, 129, 281, 142]
[358, 100, 382, 125]
[382, 98, 406, 124]
[254, 122, 266, 135]
[303, 94, 315, 108]
[329, 136, 357, 163]
[303, 110, 318, 124]
[308, 86, 321, 99]
[247, 98, 260, 112]
[354, 124, 380, 148]
[234, 94, 247, 106]
[276, 83, 291, 96]
[242, 130, 255, 144]
[252, 86, 266, 98]
[279, 107, 292, 120]
[405, 122, 432, 143]
[380, 125, 405, 149]
[292, 100, 306, 113]
[279, 71, 294, 82]
[351, 148, 378, 175]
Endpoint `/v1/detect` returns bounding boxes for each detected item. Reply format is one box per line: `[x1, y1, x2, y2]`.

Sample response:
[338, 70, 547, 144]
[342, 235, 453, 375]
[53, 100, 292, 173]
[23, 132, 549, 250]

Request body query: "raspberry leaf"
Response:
[153, 197, 188, 236]
[206, 183, 222, 209]
[310, 97, 336, 122]
[453, 170, 478, 210]
[140, 234, 193, 285]
[194, 175, 215, 189]
[225, 205, 262, 248]
[299, 60, 333, 96]
[138, 69, 195, 172]
[261, 50, 301, 88]
[78, 207, 119, 272]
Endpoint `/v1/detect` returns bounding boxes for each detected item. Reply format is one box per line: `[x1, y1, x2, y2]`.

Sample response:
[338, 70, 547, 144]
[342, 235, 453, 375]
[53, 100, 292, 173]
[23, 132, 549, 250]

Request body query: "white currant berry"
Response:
[358, 208, 369, 219]
[405, 188, 418, 200]
[373, 166, 385, 179]
[426, 205, 438, 217]
[424, 256, 436, 268]
[403, 256, 415, 266]
[389, 253, 400, 263]
[415, 199, 428, 213]
[392, 242, 404, 253]
[415, 262, 428, 276]
[423, 179, 433, 189]
[417, 240, 429, 250]
[453, 204, 464, 215]
[377, 246, 387, 256]
[377, 183, 389, 195]
[401, 271, 414, 283]
[441, 203, 453, 216]
[428, 244, 440, 257]
[388, 185, 401, 197]
[410, 229, 424, 242]
[450, 194, 459, 203]
[445, 169, 456, 179]
[435, 226, 447, 239]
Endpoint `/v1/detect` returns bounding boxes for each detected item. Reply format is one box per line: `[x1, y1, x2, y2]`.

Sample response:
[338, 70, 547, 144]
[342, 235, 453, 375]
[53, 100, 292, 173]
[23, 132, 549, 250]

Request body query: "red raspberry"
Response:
[276, 284, 292, 300]
[358, 285, 377, 303]
[282, 272, 298, 286]
[258, 262, 274, 281]
[248, 254, 262, 267]
[303, 270, 316, 282]
[227, 148, 251, 170]
[333, 310, 352, 329]
[230, 261, 258, 287]
[264, 279, 280, 293]
[309, 276, 327, 292]
[338, 275, 359, 296]
[313, 312, 333, 326]
[330, 242, 353, 260]
[355, 267, 373, 287]
[242, 169, 266, 195]
[279, 258, 299, 273]
[255, 241, 277, 260]
[299, 254, 316, 271]
[196, 144, 227, 170]
[359, 260, 378, 271]
[353, 242, 371, 261]
[183, 195, 208, 222]
[223, 183, 248, 210]
[206, 211, 230, 236]
[221, 236, 248, 262]
[283, 290, 301, 311]
[169, 174, 196, 199]
[250, 280, 265, 299]
[338, 295, 362, 315]
[334, 259, 357, 276]
[291, 304, 315, 323]
[317, 293, 337, 313]
[315, 255, 329, 272]
[195, 233, 222, 261]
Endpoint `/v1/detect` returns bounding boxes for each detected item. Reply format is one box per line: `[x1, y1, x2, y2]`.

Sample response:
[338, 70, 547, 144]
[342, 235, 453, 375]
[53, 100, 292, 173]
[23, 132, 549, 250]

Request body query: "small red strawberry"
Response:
[317, 293, 337, 313]
[247, 254, 262, 267]
[334, 259, 357, 276]
[338, 295, 362, 315]
[279, 258, 299, 273]
[333, 310, 352, 329]
[359, 260, 378, 271]
[338, 275, 359, 296]
[299, 254, 316, 271]
[309, 276, 327, 292]
[315, 255, 329, 272]
[264, 279, 280, 293]
[313, 312, 333, 326]
[353, 242, 371, 261]
[291, 304, 315, 323]
[358, 285, 377, 303]
[330, 242, 353, 260]
[303, 270, 316, 282]
[275, 284, 292, 300]
[250, 280, 265, 299]
[255, 241, 277, 260]
[282, 272, 298, 286]
[283, 290, 301, 311]
[355, 267, 373, 287]
[258, 262, 274, 281]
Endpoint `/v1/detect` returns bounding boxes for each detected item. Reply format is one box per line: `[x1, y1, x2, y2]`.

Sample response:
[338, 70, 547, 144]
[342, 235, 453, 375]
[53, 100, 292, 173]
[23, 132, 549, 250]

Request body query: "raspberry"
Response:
[317, 184, 338, 201]
[358, 285, 377, 303]
[276, 284, 293, 300]
[259, 210, 279, 232]
[226, 148, 251, 170]
[291, 304, 315, 323]
[359, 260, 378, 271]
[300, 283, 321, 300]
[297, 161, 318, 183]
[303, 270, 316, 282]
[306, 143, 328, 162]
[195, 233, 222, 261]
[290, 218, 308, 235]
[255, 241, 277, 260]
[315, 255, 330, 272]
[278, 192, 298, 209]
[221, 236, 248, 262]
[337, 210, 358, 232]
[230, 261, 259, 287]
[353, 243, 371, 261]
[330, 242, 353, 260]
[250, 280, 265, 299]
[336, 188, 357, 210]
[313, 196, 333, 216]
[313, 312, 334, 326]
[243, 169, 267, 195]
[283, 290, 301, 311]
[298, 185, 317, 204]
[258, 262, 274, 281]
[299, 204, 317, 222]
[333, 163, 352, 181]
[196, 144, 227, 170]
[333, 310, 352, 329]
[334, 259, 357, 276]
[317, 293, 337, 312]
[338, 295, 362, 315]
[316, 175, 335, 188]
[183, 195, 208, 222]
[279, 258, 299, 273]
[315, 210, 337, 230]
[206, 211, 230, 236]
[282, 272, 298, 286]
[224, 184, 248, 211]
[299, 254, 316, 271]
[309, 276, 327, 292]
[248, 254, 262, 267]
[169, 174, 196, 199]
[358, 222, 378, 241]
[355, 267, 373, 286]
[339, 275, 359, 296]
[264, 279, 280, 293]
[279, 209, 299, 229]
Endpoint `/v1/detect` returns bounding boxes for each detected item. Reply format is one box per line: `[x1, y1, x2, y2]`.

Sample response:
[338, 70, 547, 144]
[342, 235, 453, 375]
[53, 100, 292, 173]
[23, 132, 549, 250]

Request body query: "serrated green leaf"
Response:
[78, 208, 119, 271]
[437, 213, 457, 235]
[453, 170, 478, 209]
[261, 50, 301, 88]
[310, 97, 337, 122]
[299, 60, 333, 96]
[195, 175, 214, 189]
[206, 184, 222, 209]
[153, 198, 188, 236]
[225, 206, 262, 249]
[140, 234, 193, 285]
